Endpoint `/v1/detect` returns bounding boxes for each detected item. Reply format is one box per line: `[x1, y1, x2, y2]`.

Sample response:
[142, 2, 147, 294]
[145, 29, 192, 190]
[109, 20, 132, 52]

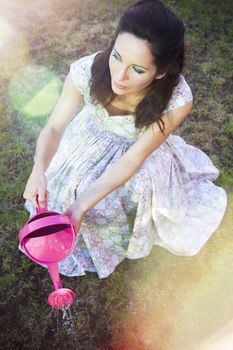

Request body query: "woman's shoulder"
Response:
[175, 74, 193, 99]
[69, 51, 101, 95]
[70, 51, 101, 71]
[162, 73, 193, 114]
[70, 51, 101, 77]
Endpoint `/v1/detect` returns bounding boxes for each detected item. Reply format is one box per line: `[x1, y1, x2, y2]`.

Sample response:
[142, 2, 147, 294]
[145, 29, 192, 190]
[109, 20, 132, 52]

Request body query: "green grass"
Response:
[0, 0, 232, 349]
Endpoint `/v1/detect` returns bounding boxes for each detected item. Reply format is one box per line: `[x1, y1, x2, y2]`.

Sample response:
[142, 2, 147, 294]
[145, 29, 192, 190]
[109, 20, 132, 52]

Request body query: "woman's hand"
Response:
[63, 200, 86, 233]
[23, 165, 48, 207]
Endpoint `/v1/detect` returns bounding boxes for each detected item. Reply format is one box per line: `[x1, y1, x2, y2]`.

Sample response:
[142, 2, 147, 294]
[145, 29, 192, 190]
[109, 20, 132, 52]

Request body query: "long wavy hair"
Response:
[89, 0, 185, 135]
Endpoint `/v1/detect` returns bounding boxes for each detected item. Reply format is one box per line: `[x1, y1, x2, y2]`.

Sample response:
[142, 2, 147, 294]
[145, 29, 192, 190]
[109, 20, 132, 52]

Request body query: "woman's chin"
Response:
[112, 84, 126, 95]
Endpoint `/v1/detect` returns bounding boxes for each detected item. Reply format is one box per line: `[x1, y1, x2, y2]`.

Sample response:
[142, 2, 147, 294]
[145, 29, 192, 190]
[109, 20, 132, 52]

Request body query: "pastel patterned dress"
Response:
[19, 51, 228, 279]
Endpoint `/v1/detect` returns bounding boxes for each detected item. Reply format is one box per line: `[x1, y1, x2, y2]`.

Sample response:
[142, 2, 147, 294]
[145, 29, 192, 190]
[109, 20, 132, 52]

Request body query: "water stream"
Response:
[50, 305, 78, 347]
[61, 306, 76, 336]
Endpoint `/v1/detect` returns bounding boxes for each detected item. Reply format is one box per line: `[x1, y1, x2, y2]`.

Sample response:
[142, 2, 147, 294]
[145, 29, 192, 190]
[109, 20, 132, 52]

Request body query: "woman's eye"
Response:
[112, 53, 120, 61]
[112, 52, 145, 74]
[133, 67, 145, 74]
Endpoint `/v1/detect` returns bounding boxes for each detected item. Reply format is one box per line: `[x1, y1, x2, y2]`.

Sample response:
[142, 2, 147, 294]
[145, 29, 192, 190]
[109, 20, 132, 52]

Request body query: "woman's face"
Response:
[109, 32, 165, 99]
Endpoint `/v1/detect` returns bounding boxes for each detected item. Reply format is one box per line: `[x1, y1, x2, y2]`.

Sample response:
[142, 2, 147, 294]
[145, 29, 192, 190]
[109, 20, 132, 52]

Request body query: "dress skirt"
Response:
[19, 106, 228, 279]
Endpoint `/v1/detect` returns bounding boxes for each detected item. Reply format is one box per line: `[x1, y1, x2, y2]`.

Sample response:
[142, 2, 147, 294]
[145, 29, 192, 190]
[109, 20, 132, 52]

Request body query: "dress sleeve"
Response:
[162, 75, 193, 114]
[69, 52, 99, 96]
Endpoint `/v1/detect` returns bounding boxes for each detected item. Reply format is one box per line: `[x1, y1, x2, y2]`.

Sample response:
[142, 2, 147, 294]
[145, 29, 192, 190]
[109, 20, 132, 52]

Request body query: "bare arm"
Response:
[23, 71, 85, 206]
[78, 101, 193, 212]
[33, 72, 84, 172]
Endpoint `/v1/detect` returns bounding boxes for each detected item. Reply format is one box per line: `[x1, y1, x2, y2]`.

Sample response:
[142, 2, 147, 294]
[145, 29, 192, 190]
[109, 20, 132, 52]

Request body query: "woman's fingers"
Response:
[23, 189, 36, 206]
[63, 202, 85, 232]
[37, 188, 47, 208]
[30, 193, 37, 206]
[23, 189, 48, 208]
[22, 168, 48, 207]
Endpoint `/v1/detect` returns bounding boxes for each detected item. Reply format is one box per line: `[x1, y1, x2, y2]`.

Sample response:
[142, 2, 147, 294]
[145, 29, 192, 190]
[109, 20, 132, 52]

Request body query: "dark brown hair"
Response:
[89, 0, 185, 135]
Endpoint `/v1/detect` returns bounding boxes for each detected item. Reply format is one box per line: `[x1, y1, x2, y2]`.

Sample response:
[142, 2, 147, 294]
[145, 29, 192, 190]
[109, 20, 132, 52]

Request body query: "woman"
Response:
[20, 0, 227, 279]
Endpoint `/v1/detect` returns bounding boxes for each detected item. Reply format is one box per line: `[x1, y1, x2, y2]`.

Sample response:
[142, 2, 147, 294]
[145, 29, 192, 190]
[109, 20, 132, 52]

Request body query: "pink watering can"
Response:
[19, 195, 77, 308]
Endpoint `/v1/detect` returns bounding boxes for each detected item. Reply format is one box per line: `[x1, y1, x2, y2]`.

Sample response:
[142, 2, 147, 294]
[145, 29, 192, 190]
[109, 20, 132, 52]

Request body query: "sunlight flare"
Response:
[8, 65, 62, 118]
[0, 17, 13, 49]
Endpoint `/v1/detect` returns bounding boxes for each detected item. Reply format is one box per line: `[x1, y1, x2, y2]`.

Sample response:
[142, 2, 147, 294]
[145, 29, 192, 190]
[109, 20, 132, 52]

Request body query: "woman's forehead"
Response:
[114, 33, 155, 68]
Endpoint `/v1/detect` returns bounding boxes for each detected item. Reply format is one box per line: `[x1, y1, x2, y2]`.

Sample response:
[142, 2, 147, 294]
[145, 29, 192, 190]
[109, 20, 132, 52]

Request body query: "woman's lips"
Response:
[113, 80, 127, 89]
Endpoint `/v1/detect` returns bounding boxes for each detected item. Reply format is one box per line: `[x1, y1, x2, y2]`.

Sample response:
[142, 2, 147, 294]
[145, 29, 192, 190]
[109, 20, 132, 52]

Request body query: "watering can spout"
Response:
[47, 262, 75, 308]
[48, 263, 62, 290]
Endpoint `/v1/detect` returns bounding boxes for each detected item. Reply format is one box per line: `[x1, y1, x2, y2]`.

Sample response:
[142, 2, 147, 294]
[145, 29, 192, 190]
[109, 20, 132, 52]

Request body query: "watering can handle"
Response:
[36, 194, 48, 213]
[19, 214, 76, 243]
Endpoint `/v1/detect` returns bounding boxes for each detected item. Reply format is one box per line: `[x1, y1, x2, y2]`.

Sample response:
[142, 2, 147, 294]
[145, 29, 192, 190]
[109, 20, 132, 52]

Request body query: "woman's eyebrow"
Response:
[113, 47, 148, 70]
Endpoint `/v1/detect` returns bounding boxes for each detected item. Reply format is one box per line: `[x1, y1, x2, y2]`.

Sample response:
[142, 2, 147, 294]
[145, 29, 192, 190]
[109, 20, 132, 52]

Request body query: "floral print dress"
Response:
[19, 51, 228, 279]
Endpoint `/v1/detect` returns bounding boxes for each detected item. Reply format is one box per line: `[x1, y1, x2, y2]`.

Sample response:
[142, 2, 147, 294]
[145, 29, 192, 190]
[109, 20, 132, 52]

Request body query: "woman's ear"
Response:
[154, 72, 166, 80]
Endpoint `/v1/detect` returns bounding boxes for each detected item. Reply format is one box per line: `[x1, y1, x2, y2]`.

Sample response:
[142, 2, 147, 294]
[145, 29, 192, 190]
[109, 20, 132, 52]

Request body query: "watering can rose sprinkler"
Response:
[19, 195, 78, 309]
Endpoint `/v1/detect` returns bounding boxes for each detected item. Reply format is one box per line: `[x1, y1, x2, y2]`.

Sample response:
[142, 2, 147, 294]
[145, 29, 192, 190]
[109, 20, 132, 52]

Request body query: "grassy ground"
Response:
[0, 0, 232, 349]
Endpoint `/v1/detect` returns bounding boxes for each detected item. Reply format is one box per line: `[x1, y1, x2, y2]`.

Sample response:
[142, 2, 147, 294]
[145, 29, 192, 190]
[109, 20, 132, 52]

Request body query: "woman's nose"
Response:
[116, 67, 129, 82]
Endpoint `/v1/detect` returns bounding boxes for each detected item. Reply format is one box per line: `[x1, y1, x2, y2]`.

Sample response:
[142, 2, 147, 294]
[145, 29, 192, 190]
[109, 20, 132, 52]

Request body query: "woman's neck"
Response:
[114, 85, 150, 108]
[114, 94, 142, 110]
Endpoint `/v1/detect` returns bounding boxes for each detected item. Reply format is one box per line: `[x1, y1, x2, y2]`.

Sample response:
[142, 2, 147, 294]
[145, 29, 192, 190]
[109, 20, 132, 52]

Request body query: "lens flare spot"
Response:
[8, 65, 62, 118]
[0, 18, 13, 49]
